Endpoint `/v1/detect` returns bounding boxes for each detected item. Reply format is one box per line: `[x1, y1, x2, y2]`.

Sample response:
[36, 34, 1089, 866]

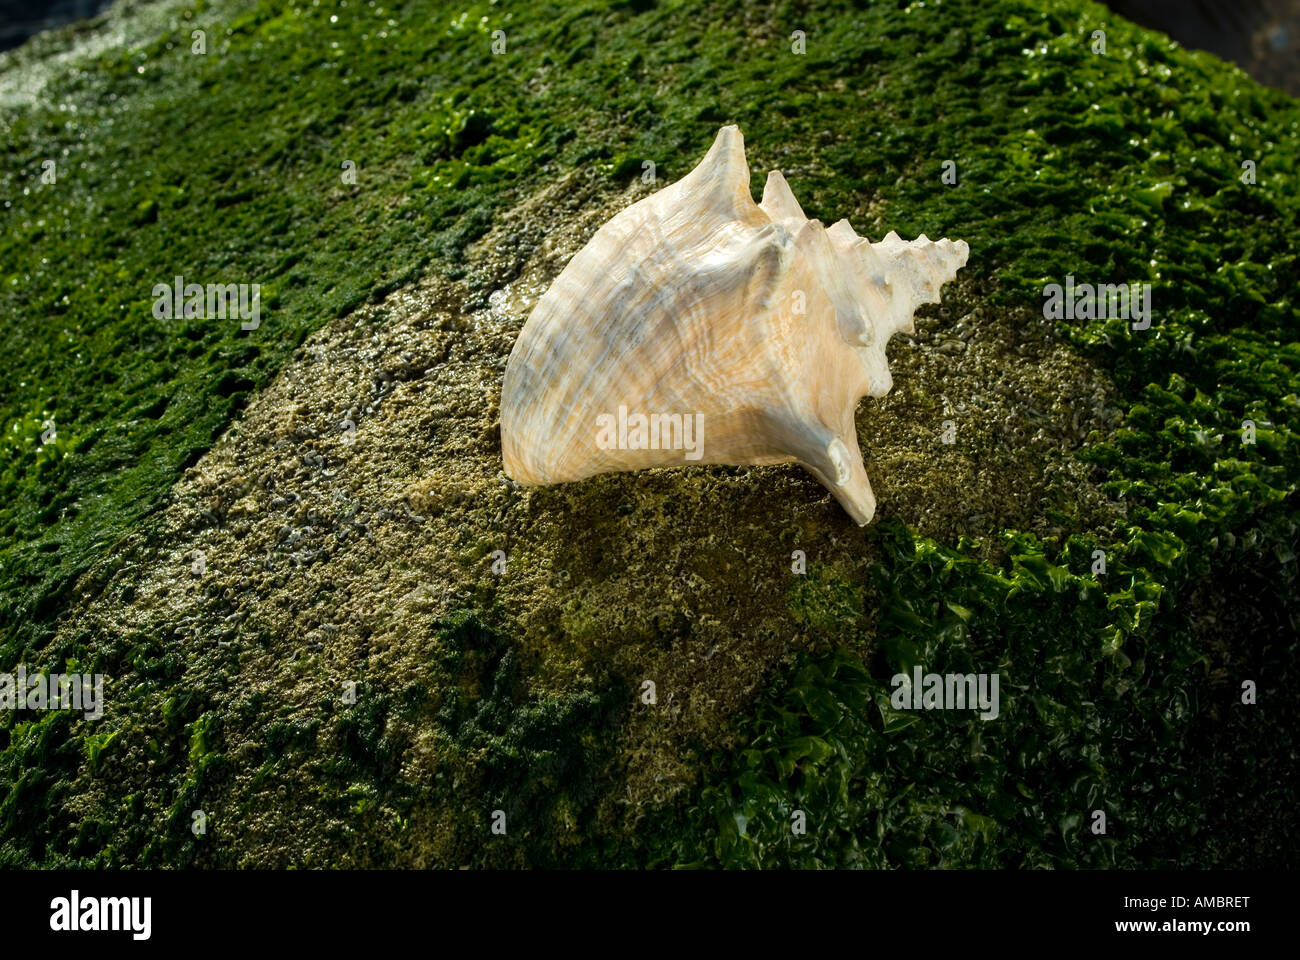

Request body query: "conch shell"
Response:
[500, 125, 968, 524]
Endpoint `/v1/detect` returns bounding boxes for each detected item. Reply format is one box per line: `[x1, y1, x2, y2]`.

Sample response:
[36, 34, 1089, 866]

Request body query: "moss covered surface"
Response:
[0, 0, 1296, 867]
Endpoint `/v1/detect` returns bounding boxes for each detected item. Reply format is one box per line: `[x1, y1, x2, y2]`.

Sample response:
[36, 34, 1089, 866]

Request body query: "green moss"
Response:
[656, 521, 1297, 867]
[1, 0, 1297, 867]
[310, 610, 626, 867]
[789, 564, 868, 648]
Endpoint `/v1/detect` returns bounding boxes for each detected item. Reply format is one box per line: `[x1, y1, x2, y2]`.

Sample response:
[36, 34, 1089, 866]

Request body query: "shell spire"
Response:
[500, 125, 969, 524]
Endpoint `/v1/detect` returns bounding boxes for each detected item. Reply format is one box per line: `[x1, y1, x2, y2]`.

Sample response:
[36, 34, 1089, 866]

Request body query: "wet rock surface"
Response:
[50, 171, 1121, 865]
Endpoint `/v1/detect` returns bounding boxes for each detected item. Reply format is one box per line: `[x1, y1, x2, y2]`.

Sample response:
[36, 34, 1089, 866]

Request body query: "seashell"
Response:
[500, 125, 969, 524]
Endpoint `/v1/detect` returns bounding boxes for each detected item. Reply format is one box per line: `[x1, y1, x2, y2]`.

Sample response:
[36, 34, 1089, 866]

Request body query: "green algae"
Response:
[1, 0, 1298, 868]
[656, 521, 1298, 867]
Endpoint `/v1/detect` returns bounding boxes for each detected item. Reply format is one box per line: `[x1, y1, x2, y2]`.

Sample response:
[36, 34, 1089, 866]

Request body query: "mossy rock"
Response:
[0, 0, 1296, 868]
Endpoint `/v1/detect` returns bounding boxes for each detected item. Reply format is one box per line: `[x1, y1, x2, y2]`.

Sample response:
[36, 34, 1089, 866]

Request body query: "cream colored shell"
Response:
[500, 125, 969, 524]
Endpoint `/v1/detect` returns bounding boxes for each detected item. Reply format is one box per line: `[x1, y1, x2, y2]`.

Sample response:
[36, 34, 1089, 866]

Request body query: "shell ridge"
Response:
[499, 125, 970, 525]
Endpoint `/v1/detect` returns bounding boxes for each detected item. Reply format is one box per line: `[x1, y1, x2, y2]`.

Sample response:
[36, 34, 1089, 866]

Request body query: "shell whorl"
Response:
[500, 125, 969, 524]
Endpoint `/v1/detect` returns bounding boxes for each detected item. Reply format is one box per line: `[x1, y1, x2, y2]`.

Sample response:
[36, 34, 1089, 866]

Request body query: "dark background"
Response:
[1107, 0, 1300, 95]
[1, 0, 113, 52]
